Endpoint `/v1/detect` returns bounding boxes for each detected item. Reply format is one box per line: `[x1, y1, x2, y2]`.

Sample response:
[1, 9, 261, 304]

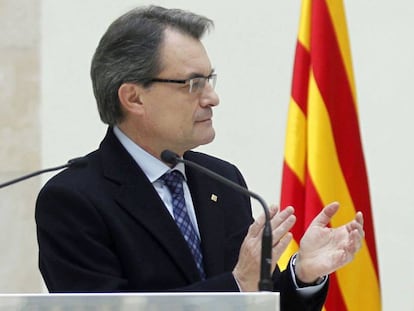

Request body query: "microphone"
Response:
[0, 157, 88, 189]
[161, 150, 273, 291]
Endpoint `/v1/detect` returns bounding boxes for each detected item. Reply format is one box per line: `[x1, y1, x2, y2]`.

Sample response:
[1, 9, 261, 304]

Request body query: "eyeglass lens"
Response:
[189, 75, 216, 93]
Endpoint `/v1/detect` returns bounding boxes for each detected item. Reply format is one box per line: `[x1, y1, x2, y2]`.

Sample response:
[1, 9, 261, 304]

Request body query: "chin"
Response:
[199, 131, 216, 146]
[190, 130, 215, 149]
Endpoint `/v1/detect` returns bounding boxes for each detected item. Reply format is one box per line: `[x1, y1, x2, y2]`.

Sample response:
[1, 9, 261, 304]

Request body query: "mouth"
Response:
[195, 118, 212, 124]
[195, 108, 213, 123]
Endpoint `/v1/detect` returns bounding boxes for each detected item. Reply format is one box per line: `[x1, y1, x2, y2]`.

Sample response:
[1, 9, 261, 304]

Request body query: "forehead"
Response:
[158, 28, 212, 77]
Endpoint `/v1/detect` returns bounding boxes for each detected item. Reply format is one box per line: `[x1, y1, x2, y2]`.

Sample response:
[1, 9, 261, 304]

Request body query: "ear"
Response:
[118, 83, 145, 115]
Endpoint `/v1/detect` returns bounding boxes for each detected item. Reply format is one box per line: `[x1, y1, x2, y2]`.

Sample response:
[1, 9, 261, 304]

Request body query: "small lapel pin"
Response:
[210, 194, 218, 202]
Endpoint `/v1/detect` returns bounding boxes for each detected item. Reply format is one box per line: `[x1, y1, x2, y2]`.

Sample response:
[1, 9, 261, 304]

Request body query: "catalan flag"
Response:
[278, 0, 381, 310]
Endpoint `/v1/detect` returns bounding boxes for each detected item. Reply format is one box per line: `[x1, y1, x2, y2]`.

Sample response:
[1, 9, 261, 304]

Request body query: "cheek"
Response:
[144, 92, 198, 132]
[152, 106, 195, 137]
[175, 100, 198, 125]
[175, 109, 196, 134]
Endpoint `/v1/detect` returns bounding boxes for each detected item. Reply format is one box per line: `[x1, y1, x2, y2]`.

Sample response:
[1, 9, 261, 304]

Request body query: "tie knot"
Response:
[161, 170, 184, 189]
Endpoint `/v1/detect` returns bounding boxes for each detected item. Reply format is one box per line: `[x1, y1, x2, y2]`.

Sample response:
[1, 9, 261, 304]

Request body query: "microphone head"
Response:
[67, 157, 88, 168]
[160, 150, 179, 166]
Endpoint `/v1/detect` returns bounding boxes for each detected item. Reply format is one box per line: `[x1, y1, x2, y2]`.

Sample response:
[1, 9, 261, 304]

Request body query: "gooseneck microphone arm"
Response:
[0, 157, 87, 189]
[161, 149, 273, 291]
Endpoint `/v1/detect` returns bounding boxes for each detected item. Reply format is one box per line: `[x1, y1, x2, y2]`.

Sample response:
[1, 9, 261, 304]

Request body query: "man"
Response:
[35, 6, 364, 310]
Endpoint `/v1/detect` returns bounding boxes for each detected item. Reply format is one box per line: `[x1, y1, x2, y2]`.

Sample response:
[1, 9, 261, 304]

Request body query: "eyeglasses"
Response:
[150, 73, 217, 94]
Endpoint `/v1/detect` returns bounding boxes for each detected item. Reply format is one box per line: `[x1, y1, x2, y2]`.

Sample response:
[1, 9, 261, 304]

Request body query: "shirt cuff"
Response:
[290, 253, 327, 296]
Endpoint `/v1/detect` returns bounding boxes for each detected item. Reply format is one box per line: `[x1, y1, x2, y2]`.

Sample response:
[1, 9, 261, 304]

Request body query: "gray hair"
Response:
[90, 5, 214, 125]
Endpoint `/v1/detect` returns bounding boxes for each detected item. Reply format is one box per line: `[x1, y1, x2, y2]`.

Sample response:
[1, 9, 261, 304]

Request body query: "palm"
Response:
[295, 202, 364, 282]
[300, 223, 356, 276]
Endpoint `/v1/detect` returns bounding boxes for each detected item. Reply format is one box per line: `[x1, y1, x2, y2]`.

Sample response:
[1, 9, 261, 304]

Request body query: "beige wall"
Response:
[0, 0, 42, 292]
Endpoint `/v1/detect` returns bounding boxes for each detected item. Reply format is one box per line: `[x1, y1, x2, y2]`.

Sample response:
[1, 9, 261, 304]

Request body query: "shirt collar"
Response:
[113, 126, 186, 183]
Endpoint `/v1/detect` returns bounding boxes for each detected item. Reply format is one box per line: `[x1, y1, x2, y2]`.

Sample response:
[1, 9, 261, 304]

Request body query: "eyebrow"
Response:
[187, 68, 215, 79]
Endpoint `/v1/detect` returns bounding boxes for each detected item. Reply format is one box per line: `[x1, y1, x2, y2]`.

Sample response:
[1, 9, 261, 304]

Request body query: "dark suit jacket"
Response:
[35, 128, 327, 310]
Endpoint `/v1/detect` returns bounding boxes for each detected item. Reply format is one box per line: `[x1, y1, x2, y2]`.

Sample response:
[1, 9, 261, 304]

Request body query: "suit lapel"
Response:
[99, 129, 202, 283]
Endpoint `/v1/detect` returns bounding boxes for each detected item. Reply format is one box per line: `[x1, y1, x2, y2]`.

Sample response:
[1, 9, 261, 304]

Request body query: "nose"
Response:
[199, 83, 220, 108]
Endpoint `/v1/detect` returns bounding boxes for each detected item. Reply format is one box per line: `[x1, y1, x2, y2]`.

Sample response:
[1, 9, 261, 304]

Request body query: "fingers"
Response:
[311, 202, 340, 228]
[272, 232, 293, 262]
[342, 212, 365, 259]
[311, 203, 365, 243]
[355, 211, 364, 226]
[247, 205, 279, 238]
[245, 204, 296, 253]
[348, 220, 365, 239]
[348, 220, 365, 252]
[350, 229, 363, 252]
[270, 207, 296, 247]
[347, 211, 365, 239]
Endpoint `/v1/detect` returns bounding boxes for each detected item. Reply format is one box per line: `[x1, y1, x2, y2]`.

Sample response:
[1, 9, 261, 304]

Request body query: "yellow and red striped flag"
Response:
[279, 0, 381, 310]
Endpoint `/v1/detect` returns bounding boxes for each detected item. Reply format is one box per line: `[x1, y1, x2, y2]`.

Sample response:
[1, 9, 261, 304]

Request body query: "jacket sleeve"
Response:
[274, 258, 329, 311]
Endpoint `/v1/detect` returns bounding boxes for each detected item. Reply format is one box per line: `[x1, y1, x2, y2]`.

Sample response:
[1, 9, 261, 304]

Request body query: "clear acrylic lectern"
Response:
[0, 292, 279, 311]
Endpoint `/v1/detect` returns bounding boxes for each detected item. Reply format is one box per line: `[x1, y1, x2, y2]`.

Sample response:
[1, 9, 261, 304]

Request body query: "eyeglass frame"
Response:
[149, 73, 217, 93]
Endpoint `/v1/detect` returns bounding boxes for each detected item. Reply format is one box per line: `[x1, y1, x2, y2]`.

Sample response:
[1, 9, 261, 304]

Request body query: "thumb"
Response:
[311, 202, 340, 228]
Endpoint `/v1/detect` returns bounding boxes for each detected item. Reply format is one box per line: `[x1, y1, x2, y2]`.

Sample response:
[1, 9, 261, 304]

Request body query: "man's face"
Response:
[137, 28, 220, 157]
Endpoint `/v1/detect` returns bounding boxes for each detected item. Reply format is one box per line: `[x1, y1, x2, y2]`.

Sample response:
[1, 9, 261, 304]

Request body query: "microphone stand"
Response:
[0, 158, 87, 189]
[161, 150, 273, 291]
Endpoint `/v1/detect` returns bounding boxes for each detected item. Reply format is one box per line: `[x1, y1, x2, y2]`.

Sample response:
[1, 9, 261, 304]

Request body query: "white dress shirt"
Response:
[113, 126, 201, 237]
